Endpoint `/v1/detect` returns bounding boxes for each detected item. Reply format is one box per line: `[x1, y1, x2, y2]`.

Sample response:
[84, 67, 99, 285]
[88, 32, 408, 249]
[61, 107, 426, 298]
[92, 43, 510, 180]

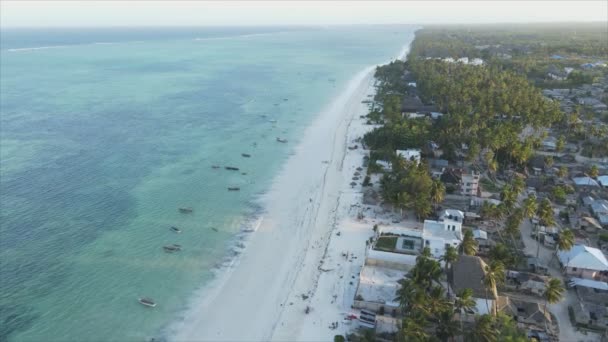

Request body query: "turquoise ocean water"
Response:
[0, 26, 414, 342]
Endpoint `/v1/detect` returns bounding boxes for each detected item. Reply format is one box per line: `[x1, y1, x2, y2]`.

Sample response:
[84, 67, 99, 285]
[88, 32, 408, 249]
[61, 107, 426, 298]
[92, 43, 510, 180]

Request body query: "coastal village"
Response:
[310, 25, 608, 342]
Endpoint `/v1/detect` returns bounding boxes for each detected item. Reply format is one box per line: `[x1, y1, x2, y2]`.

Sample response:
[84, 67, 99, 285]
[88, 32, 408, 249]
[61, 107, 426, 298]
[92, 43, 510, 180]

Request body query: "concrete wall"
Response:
[564, 267, 600, 280]
[353, 300, 399, 315]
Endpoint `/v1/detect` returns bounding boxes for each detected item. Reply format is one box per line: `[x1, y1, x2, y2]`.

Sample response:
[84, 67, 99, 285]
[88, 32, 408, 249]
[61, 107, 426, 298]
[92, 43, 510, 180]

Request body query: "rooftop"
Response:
[355, 265, 405, 308]
[572, 176, 599, 187]
[450, 255, 492, 299]
[558, 244, 608, 271]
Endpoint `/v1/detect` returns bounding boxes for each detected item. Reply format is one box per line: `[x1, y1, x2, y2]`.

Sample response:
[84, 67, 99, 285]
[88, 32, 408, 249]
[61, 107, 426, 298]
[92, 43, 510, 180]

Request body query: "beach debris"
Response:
[305, 306, 311, 314]
[228, 187, 240, 191]
[225, 166, 239, 171]
[301, 294, 309, 300]
[276, 137, 288, 143]
[356, 167, 363, 171]
[352, 177, 359, 180]
[350, 182, 357, 186]
[336, 231, 341, 236]
[241, 153, 251, 158]
[354, 171, 360, 176]
[178, 207, 193, 214]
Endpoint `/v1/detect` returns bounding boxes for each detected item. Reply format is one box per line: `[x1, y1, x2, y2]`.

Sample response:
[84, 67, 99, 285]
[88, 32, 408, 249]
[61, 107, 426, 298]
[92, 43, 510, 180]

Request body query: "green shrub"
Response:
[334, 335, 345, 342]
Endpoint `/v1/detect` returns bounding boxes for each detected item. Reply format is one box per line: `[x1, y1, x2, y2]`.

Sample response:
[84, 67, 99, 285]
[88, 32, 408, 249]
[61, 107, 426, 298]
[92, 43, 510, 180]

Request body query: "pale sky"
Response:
[1, 1, 606, 28]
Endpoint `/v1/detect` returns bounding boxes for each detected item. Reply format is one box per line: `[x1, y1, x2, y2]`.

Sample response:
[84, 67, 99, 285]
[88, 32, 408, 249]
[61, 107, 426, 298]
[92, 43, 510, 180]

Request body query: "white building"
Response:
[397, 149, 421, 164]
[461, 172, 480, 196]
[373, 209, 464, 260]
[422, 210, 464, 258]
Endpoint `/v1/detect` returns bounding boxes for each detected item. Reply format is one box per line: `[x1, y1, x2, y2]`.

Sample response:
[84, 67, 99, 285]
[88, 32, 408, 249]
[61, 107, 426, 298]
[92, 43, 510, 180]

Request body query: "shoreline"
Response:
[168, 44, 411, 341]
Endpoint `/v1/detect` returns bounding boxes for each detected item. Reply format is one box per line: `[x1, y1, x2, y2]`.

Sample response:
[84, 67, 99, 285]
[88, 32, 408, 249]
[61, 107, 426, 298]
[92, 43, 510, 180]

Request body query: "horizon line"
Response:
[1, 21, 606, 29]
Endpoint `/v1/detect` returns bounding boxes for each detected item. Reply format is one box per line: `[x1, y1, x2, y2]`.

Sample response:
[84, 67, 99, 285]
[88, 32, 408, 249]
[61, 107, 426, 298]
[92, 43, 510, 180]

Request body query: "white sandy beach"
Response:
[170, 45, 411, 341]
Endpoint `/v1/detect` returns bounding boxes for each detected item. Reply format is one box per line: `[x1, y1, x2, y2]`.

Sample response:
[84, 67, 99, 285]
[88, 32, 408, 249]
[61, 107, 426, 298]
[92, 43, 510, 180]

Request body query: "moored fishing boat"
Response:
[138, 297, 156, 308]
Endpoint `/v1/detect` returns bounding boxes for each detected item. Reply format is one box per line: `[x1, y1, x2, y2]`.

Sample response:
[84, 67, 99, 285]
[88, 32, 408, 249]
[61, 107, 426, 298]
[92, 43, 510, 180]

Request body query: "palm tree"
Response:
[441, 245, 459, 279]
[542, 278, 565, 331]
[436, 309, 460, 342]
[557, 229, 575, 253]
[430, 179, 446, 209]
[500, 186, 517, 213]
[460, 230, 478, 256]
[471, 315, 498, 342]
[413, 196, 432, 221]
[425, 285, 451, 318]
[522, 195, 538, 219]
[483, 261, 505, 316]
[512, 176, 525, 196]
[589, 165, 599, 178]
[557, 166, 568, 179]
[400, 317, 429, 342]
[454, 288, 476, 331]
[552, 229, 575, 266]
[488, 158, 498, 178]
[537, 198, 555, 227]
[505, 208, 524, 243]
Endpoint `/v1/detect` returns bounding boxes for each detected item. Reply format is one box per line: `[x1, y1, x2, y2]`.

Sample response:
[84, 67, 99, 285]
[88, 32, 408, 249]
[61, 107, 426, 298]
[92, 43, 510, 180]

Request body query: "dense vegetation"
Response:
[364, 57, 562, 172]
[379, 158, 443, 220]
[394, 248, 527, 342]
[410, 23, 608, 87]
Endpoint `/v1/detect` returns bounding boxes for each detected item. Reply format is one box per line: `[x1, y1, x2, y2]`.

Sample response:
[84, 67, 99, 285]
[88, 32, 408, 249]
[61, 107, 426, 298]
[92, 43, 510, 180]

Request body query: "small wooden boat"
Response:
[211, 165, 220, 169]
[163, 244, 182, 253]
[241, 153, 251, 158]
[170, 226, 182, 233]
[179, 207, 193, 214]
[225, 166, 239, 171]
[228, 187, 240, 191]
[139, 297, 156, 308]
[276, 137, 288, 143]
